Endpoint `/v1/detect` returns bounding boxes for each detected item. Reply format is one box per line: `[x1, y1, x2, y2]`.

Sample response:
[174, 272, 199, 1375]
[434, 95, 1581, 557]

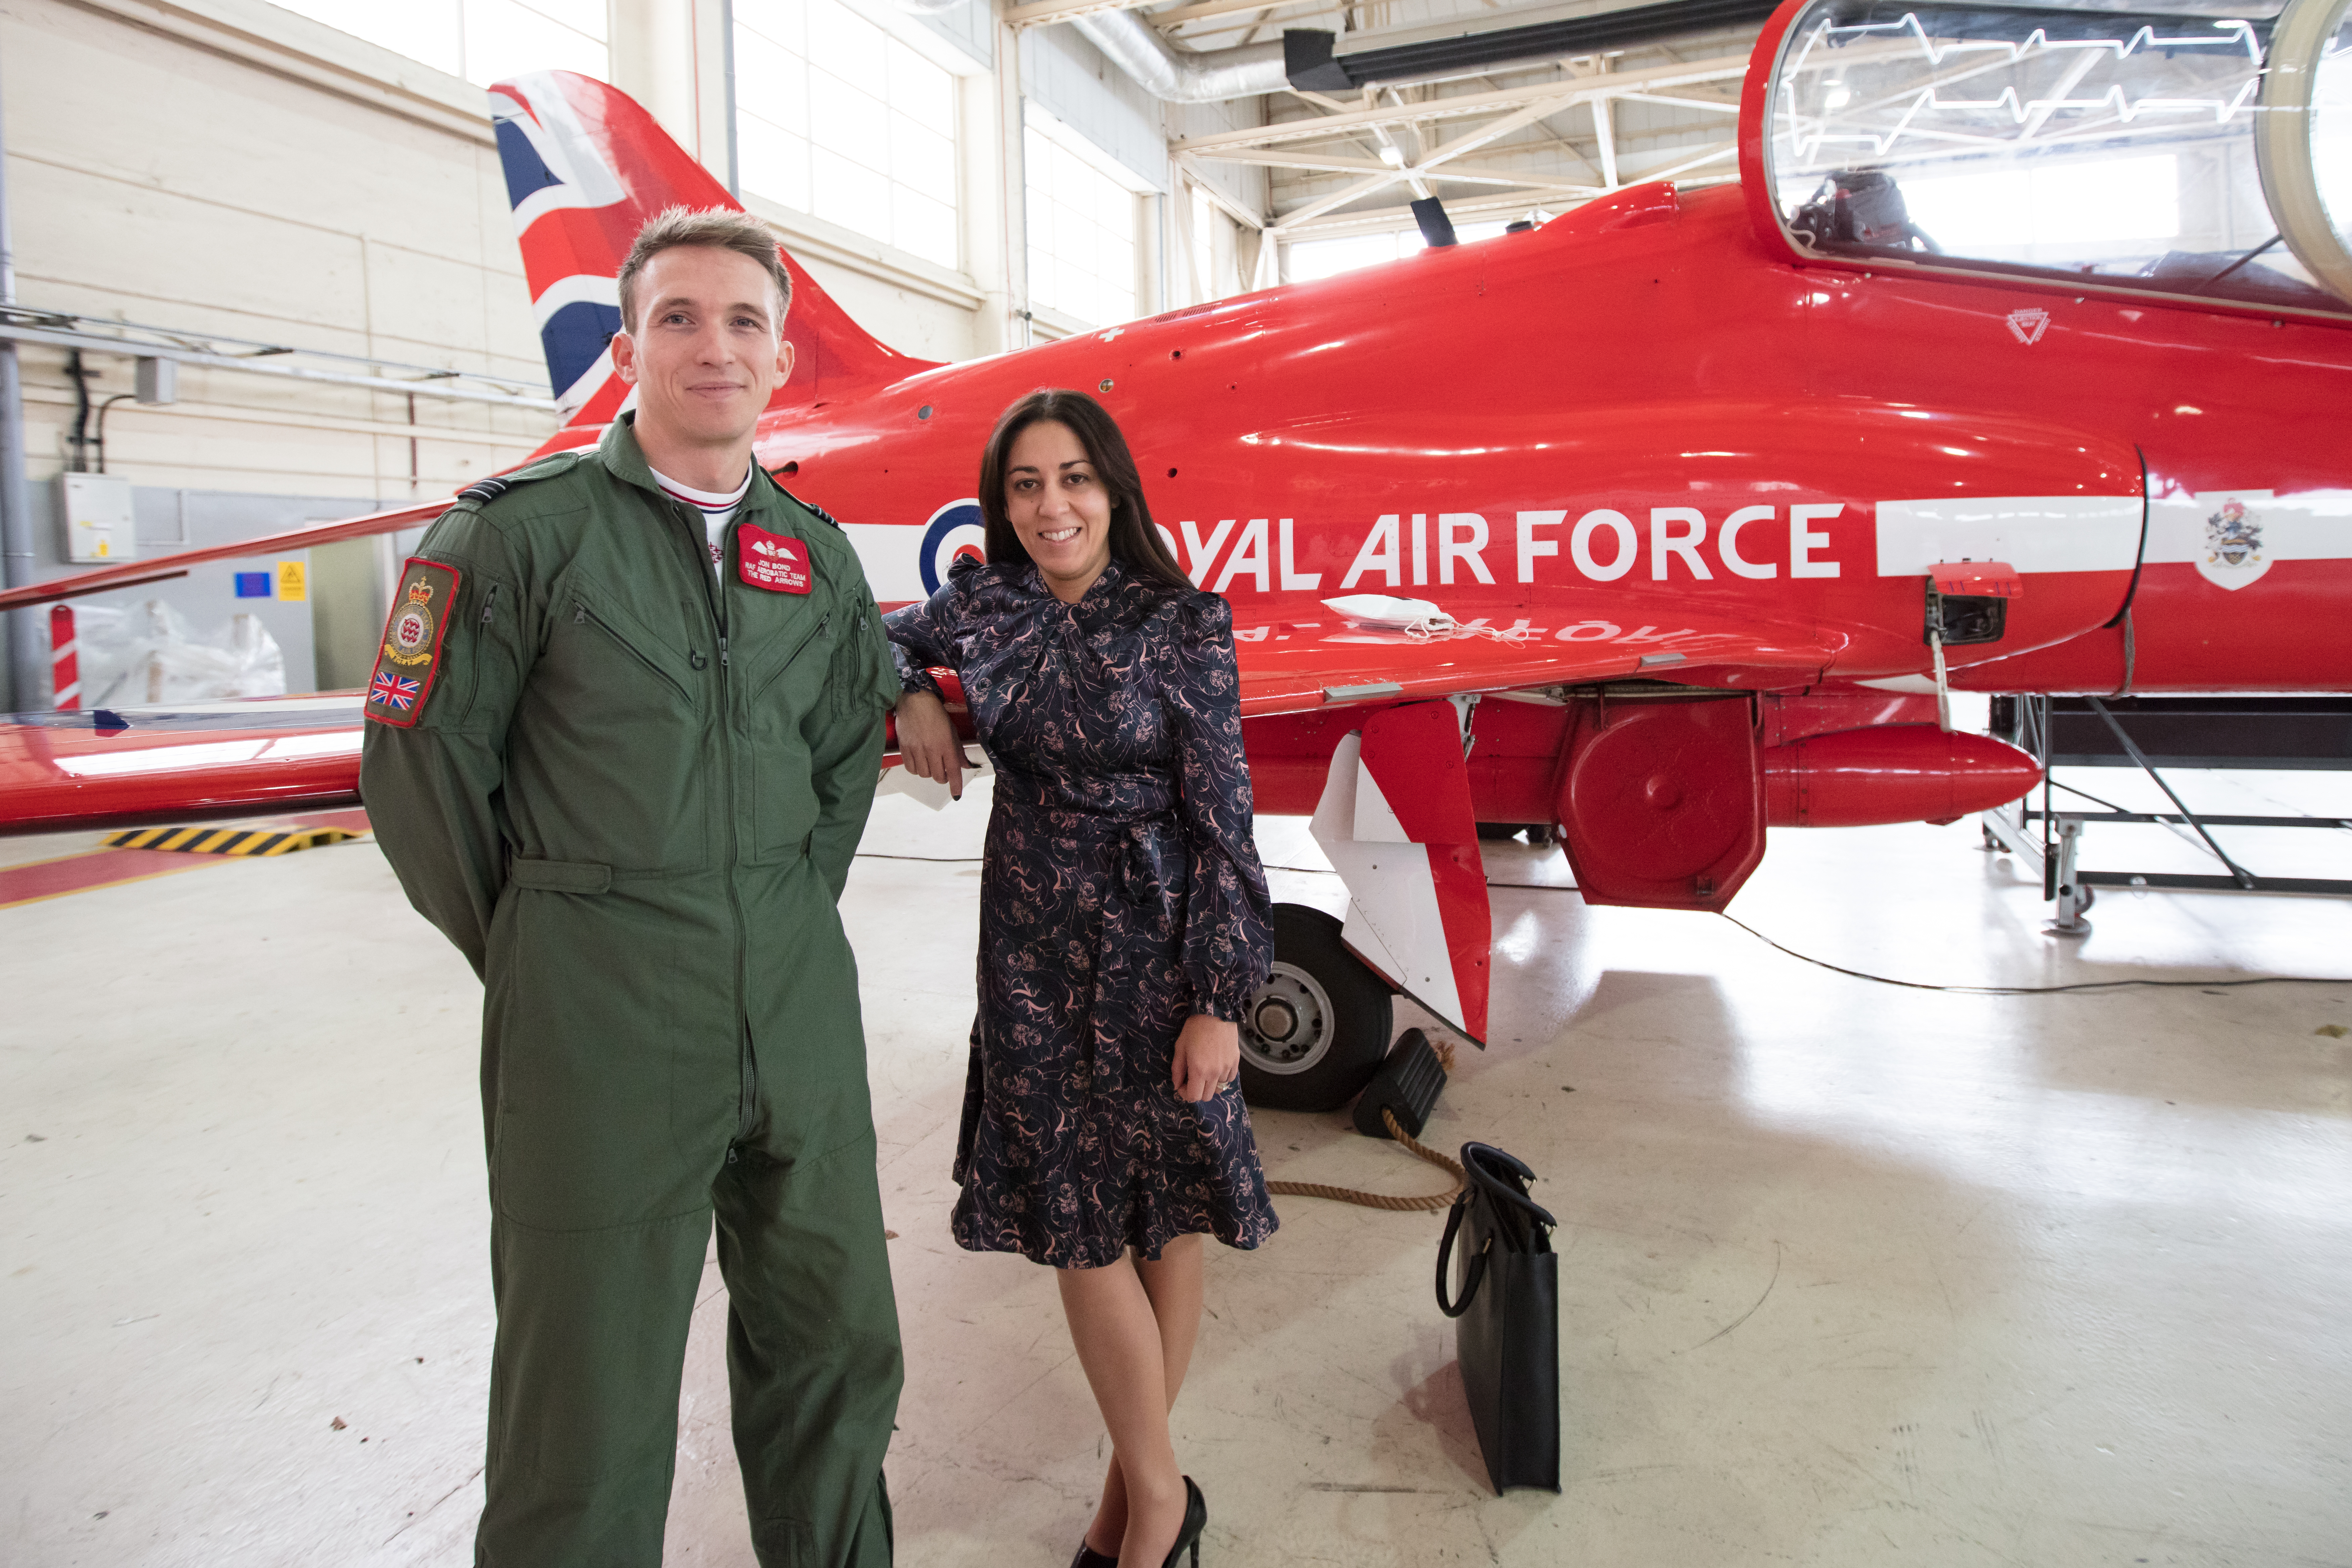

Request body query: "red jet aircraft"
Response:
[6, 0, 2348, 1107]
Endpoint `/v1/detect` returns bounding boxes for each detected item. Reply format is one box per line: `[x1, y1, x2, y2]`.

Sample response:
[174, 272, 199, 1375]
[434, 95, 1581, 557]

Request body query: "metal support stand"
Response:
[2046, 817, 2091, 935]
[1981, 692, 2352, 922]
[2082, 695, 2256, 889]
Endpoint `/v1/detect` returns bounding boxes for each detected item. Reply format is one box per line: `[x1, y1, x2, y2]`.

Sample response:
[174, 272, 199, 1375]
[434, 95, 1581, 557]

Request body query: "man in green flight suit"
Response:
[360, 207, 905, 1566]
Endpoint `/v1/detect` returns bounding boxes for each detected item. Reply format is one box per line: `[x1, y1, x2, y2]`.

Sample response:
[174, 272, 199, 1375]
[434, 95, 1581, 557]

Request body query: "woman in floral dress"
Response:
[888, 389, 1276, 1567]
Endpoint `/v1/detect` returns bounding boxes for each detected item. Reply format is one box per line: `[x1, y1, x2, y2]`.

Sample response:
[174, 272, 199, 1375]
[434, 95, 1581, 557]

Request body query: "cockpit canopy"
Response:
[1752, 0, 2352, 316]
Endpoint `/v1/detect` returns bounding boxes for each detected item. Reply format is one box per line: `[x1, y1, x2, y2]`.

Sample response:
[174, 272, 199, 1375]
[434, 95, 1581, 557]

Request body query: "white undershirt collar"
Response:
[649, 463, 753, 576]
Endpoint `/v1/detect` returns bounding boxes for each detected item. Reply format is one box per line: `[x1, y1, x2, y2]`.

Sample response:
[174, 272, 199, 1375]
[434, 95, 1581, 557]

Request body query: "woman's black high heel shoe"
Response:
[1068, 1543, 1117, 1568]
[1160, 1476, 1207, 1568]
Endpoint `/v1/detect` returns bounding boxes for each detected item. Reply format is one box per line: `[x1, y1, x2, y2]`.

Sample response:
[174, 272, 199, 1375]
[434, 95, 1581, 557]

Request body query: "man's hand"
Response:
[1172, 1013, 1240, 1102]
[894, 690, 967, 800]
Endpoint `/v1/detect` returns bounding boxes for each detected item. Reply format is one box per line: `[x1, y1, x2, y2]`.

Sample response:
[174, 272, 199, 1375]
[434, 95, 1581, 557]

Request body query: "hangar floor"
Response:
[4, 769, 2349, 1567]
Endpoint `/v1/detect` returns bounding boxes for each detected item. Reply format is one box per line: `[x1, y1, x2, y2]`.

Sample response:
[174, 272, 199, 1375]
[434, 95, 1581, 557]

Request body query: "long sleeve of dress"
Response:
[883, 580, 962, 695]
[1163, 593, 1274, 1021]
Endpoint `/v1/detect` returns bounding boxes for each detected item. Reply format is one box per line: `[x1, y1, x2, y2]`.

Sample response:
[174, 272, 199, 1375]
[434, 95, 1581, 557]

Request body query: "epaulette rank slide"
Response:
[777, 485, 845, 531]
[453, 452, 580, 509]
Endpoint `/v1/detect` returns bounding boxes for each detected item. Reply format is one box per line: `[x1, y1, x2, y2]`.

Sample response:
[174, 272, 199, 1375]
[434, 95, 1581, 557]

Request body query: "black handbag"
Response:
[1435, 1142, 1562, 1495]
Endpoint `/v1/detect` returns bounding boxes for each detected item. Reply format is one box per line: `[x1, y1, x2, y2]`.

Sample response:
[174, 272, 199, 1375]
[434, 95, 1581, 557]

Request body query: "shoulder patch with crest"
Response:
[365, 558, 462, 727]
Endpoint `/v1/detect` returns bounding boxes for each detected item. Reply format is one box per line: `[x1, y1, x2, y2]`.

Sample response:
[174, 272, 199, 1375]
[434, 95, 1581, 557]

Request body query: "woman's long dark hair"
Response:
[977, 389, 1193, 596]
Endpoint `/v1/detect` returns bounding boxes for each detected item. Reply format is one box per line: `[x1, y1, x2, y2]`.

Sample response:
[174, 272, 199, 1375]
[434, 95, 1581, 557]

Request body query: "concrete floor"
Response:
[4, 768, 2350, 1567]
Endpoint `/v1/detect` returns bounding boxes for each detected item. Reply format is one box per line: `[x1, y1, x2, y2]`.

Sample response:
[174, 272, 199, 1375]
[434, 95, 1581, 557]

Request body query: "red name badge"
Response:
[738, 524, 813, 594]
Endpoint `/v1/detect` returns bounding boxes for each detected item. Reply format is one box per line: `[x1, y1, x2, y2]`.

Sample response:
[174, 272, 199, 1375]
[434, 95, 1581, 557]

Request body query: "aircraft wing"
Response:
[0, 696, 366, 835]
[0, 597, 1843, 835]
[1231, 601, 1843, 716]
[0, 499, 446, 611]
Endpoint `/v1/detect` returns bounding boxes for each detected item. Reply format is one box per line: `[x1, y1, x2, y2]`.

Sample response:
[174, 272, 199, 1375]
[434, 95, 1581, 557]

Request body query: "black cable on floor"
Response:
[881, 854, 2351, 994]
[1710, 910, 2348, 995]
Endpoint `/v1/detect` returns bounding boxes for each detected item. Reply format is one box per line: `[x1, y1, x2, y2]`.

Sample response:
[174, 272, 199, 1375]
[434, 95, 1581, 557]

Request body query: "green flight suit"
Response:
[359, 414, 905, 1568]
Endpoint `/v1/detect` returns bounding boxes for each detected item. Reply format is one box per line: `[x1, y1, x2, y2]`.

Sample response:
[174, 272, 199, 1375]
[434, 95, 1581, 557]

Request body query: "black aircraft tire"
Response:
[1237, 903, 1395, 1113]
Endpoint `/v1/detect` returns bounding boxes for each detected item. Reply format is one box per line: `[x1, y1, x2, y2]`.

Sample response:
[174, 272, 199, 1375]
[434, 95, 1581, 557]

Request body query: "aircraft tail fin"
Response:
[487, 72, 935, 447]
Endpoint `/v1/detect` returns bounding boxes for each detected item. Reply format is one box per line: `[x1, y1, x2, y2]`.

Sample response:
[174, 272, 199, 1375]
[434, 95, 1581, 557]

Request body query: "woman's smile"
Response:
[1004, 419, 1115, 602]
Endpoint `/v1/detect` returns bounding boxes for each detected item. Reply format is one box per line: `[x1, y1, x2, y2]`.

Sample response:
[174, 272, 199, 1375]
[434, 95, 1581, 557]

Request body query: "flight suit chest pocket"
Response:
[744, 599, 836, 863]
[534, 584, 709, 870]
[554, 589, 701, 716]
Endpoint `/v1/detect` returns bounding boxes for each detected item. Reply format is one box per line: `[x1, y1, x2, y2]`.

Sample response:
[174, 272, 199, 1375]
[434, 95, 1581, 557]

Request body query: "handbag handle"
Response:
[1461, 1142, 1559, 1235]
[1434, 1190, 1490, 1319]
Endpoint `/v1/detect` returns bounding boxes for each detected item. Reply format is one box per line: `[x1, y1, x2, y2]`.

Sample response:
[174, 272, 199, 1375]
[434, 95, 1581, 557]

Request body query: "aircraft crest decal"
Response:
[2200, 497, 2267, 589]
[2006, 308, 2051, 345]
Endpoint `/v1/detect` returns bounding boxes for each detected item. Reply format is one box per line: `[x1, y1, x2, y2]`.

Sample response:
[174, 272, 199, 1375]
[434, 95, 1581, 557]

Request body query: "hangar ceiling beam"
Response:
[1169, 50, 1750, 152]
[1177, 49, 1747, 231]
[1006, 0, 1161, 25]
[1199, 147, 1599, 190]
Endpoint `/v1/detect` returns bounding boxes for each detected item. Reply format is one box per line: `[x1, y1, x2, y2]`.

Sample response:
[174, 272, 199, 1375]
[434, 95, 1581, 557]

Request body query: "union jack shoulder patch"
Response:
[365, 558, 462, 728]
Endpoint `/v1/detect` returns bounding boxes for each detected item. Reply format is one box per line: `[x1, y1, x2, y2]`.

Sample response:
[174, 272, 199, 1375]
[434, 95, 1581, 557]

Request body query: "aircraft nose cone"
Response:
[1643, 773, 1683, 811]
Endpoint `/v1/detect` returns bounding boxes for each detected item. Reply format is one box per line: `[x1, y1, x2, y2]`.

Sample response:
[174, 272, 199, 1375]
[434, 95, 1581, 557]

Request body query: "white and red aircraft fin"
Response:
[487, 71, 940, 458]
[1309, 698, 1492, 1044]
[1232, 602, 1840, 718]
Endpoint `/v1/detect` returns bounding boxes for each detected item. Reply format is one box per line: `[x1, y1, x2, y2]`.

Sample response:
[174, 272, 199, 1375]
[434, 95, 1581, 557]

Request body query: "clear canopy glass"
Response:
[1761, 0, 2352, 316]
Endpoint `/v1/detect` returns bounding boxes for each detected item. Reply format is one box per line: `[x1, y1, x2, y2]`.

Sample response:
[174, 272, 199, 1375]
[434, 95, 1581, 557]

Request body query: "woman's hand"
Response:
[894, 689, 966, 800]
[1172, 1013, 1240, 1102]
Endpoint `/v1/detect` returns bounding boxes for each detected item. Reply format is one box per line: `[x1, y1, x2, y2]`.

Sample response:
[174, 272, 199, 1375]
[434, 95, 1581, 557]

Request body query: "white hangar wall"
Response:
[1, 0, 1265, 516]
[1, 0, 554, 507]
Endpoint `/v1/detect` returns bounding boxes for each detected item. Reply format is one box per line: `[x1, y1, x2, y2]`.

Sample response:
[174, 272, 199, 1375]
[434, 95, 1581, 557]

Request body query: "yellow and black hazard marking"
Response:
[102, 824, 361, 857]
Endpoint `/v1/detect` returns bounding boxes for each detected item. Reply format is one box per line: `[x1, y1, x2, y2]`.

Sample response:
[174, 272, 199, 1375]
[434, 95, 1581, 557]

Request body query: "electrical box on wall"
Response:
[60, 473, 137, 563]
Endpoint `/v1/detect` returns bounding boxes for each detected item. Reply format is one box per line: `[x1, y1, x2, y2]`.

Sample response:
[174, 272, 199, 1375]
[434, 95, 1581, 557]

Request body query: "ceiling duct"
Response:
[1071, 7, 1290, 102]
[1284, 0, 1785, 91]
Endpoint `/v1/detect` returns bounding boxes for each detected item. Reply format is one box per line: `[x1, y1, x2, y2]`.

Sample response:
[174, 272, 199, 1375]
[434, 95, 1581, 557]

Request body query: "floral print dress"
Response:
[886, 558, 1279, 1268]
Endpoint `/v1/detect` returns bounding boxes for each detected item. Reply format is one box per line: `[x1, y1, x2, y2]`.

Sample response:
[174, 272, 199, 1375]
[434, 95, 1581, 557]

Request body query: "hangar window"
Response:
[1025, 111, 1144, 331]
[1760, 0, 2352, 317]
[274, 0, 608, 87]
[734, 0, 961, 273]
[1287, 221, 1514, 283]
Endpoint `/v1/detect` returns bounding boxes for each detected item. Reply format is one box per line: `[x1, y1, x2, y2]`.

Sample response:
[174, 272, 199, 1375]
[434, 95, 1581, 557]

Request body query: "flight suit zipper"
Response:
[674, 500, 760, 1151]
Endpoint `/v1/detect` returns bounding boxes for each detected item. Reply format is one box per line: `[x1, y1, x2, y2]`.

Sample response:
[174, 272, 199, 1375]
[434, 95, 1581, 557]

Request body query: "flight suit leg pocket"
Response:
[485, 885, 712, 1232]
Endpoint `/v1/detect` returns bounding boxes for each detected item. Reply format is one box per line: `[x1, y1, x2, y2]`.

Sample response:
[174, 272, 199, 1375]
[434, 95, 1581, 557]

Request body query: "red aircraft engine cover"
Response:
[1764, 724, 2040, 827]
[1553, 697, 1766, 908]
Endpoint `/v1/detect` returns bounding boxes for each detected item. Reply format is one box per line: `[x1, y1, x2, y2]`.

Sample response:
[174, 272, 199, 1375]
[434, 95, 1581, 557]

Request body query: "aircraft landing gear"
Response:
[1238, 903, 1394, 1112]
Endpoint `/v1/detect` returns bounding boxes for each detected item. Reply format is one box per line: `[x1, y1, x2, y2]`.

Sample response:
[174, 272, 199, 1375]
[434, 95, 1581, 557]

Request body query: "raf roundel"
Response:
[365, 558, 463, 728]
[919, 500, 986, 594]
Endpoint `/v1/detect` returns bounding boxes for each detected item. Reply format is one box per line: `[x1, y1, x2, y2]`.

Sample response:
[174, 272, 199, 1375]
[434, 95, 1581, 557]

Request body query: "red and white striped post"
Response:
[49, 604, 79, 710]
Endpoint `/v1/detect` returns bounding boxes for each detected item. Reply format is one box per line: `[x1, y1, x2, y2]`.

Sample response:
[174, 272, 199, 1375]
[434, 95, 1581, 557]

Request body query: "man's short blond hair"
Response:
[616, 206, 793, 333]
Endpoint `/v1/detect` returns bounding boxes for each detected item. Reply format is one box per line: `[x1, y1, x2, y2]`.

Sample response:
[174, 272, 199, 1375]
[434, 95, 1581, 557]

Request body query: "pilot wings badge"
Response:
[2199, 498, 2268, 590]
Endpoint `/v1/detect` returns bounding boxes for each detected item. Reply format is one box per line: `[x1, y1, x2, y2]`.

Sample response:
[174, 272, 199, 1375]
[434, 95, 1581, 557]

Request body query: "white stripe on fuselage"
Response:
[1876, 496, 2143, 575]
[2141, 488, 2352, 563]
[840, 523, 930, 604]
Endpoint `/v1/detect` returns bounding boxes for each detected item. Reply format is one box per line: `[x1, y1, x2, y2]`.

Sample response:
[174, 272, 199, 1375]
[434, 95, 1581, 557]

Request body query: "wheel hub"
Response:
[1240, 964, 1335, 1074]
